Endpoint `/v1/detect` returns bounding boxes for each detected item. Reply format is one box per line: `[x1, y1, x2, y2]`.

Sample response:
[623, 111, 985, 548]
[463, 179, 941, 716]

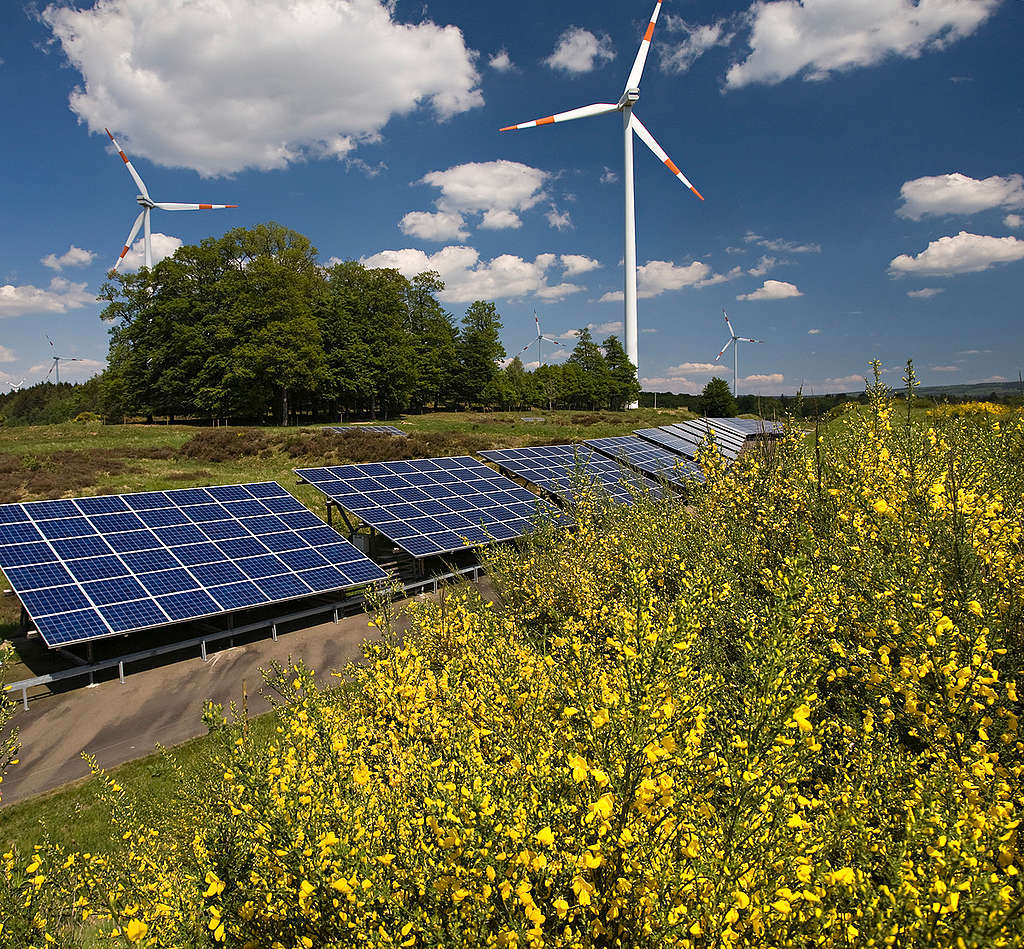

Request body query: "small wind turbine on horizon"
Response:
[500, 0, 703, 408]
[104, 128, 238, 271]
[511, 312, 559, 368]
[714, 309, 762, 396]
[45, 335, 82, 385]
[5, 377, 26, 393]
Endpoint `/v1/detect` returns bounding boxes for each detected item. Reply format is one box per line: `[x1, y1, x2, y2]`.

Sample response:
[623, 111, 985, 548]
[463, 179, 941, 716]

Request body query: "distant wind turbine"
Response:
[714, 309, 762, 396]
[5, 377, 26, 393]
[500, 0, 703, 408]
[512, 312, 559, 368]
[45, 335, 82, 385]
[105, 128, 238, 271]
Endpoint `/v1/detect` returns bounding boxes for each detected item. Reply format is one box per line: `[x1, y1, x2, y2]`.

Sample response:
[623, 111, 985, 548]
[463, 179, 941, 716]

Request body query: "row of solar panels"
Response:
[295, 417, 782, 561]
[0, 418, 779, 649]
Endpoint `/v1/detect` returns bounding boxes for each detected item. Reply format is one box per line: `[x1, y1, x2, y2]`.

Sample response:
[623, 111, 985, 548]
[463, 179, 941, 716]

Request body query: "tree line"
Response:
[97, 223, 640, 424]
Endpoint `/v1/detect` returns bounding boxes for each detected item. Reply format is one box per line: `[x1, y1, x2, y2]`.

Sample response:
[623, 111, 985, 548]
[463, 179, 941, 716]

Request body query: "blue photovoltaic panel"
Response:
[663, 420, 746, 460]
[0, 483, 388, 648]
[633, 427, 703, 459]
[585, 436, 704, 487]
[327, 425, 408, 437]
[295, 456, 563, 558]
[480, 445, 662, 506]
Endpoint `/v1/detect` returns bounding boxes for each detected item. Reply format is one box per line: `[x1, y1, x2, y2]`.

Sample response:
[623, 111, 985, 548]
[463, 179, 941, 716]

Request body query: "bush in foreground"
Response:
[3, 388, 1023, 947]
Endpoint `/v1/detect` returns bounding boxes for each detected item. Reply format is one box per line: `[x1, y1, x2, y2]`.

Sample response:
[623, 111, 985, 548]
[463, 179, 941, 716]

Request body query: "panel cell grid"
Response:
[326, 425, 408, 437]
[663, 420, 746, 460]
[633, 427, 702, 459]
[480, 445, 661, 506]
[295, 456, 563, 558]
[0, 483, 387, 648]
[585, 436, 704, 487]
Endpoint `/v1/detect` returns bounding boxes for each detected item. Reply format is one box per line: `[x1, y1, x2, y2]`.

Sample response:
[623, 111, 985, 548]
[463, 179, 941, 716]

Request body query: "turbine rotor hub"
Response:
[617, 88, 640, 109]
[136, 195, 154, 208]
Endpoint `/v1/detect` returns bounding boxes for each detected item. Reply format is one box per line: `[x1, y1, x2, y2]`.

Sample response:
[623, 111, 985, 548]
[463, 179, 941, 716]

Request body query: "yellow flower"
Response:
[124, 919, 148, 943]
[535, 826, 555, 847]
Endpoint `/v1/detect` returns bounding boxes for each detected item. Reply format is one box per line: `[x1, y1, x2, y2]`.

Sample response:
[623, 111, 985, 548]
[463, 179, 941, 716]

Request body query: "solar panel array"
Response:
[0, 483, 388, 647]
[584, 436, 704, 486]
[666, 420, 746, 459]
[710, 417, 784, 437]
[326, 425, 407, 437]
[295, 457, 562, 558]
[480, 445, 661, 506]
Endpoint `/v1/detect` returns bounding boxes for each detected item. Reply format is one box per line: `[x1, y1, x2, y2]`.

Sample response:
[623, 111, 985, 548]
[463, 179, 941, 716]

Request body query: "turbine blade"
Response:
[46, 334, 55, 349]
[625, 0, 664, 92]
[630, 115, 704, 200]
[500, 103, 618, 131]
[152, 202, 239, 211]
[540, 335, 559, 344]
[738, 337, 762, 344]
[105, 128, 150, 200]
[715, 338, 734, 361]
[513, 340, 534, 359]
[535, 313, 541, 336]
[723, 310, 735, 337]
[114, 210, 146, 270]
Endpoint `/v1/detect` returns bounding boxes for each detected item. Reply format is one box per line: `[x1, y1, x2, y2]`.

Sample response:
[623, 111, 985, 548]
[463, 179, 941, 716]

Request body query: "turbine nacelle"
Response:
[136, 195, 154, 209]
[617, 88, 640, 109]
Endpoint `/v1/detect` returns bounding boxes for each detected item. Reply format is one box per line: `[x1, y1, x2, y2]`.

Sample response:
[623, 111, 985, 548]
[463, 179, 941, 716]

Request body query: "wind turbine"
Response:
[105, 128, 238, 271]
[512, 312, 559, 368]
[714, 309, 762, 396]
[5, 377, 26, 393]
[500, 0, 703, 408]
[45, 335, 83, 385]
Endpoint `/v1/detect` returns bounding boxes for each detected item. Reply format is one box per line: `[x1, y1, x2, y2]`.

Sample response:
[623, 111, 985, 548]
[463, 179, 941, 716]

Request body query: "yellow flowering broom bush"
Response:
[4, 383, 1023, 947]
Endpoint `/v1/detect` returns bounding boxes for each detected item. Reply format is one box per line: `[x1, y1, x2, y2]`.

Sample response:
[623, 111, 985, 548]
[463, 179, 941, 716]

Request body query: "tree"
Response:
[602, 335, 640, 410]
[700, 376, 738, 417]
[404, 272, 459, 412]
[566, 327, 609, 409]
[458, 301, 505, 406]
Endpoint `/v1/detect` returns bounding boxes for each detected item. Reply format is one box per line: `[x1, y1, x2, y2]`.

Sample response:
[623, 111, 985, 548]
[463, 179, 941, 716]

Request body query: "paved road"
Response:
[0, 606, 406, 806]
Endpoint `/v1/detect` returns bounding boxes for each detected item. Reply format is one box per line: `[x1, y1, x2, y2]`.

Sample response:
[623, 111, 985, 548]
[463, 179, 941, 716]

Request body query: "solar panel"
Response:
[585, 436, 704, 487]
[480, 445, 662, 506]
[0, 483, 388, 648]
[632, 427, 702, 459]
[705, 417, 785, 437]
[295, 456, 564, 558]
[663, 420, 746, 460]
[326, 425, 407, 437]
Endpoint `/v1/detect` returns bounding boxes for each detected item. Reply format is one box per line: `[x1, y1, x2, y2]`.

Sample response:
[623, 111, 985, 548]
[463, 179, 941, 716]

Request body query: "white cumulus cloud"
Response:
[360, 245, 584, 303]
[1005, 213, 1023, 229]
[43, 0, 482, 177]
[897, 173, 1024, 220]
[408, 161, 550, 235]
[561, 255, 601, 276]
[0, 278, 95, 318]
[736, 279, 802, 301]
[545, 27, 616, 73]
[907, 287, 945, 298]
[547, 209, 572, 231]
[398, 211, 469, 242]
[600, 260, 742, 302]
[931, 365, 960, 372]
[118, 233, 184, 272]
[489, 49, 514, 72]
[0, 346, 16, 363]
[745, 231, 820, 253]
[808, 328, 821, 334]
[41, 245, 97, 271]
[748, 254, 777, 276]
[889, 232, 1024, 276]
[724, 0, 999, 88]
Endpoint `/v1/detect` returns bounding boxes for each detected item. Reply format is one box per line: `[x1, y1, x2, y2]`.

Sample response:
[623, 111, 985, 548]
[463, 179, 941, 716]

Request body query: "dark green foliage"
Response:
[699, 377, 738, 417]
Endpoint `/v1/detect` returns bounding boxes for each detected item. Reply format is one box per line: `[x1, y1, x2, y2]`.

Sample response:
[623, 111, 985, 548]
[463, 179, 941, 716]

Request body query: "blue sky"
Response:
[1, 0, 1022, 396]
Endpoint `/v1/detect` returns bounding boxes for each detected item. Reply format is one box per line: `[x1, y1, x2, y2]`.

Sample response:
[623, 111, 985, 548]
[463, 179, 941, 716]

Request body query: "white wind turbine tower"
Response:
[512, 312, 559, 368]
[501, 0, 703, 408]
[45, 335, 83, 385]
[105, 129, 238, 271]
[714, 309, 762, 396]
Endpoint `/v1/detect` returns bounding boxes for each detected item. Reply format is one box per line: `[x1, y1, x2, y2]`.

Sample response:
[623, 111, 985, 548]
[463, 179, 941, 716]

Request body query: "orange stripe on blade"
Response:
[644, 23, 655, 41]
[691, 186, 705, 201]
[199, 204, 212, 209]
[537, 116, 555, 125]
[119, 246, 129, 258]
[119, 151, 129, 163]
[665, 158, 681, 175]
[499, 124, 518, 132]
